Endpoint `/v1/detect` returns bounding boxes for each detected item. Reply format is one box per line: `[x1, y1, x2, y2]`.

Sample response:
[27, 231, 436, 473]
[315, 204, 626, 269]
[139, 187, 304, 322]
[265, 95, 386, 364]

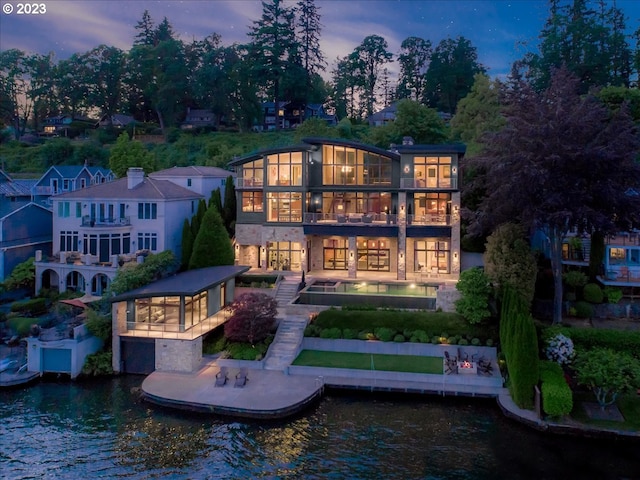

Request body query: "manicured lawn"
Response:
[292, 350, 443, 374]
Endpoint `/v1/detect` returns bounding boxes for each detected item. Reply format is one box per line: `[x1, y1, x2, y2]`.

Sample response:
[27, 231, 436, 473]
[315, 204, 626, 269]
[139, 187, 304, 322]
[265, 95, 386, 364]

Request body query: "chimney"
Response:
[127, 167, 145, 189]
[402, 136, 414, 145]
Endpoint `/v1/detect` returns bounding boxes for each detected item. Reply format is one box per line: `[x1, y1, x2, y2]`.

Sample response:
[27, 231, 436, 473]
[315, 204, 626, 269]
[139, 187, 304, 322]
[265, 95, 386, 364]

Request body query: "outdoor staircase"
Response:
[263, 315, 308, 371]
[274, 275, 301, 307]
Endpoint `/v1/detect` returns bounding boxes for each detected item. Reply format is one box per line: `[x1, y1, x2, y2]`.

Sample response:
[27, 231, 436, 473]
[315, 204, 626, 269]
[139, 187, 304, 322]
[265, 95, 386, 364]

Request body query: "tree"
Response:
[0, 49, 33, 139]
[189, 208, 234, 269]
[424, 36, 484, 114]
[222, 175, 237, 237]
[2, 257, 35, 291]
[396, 36, 431, 101]
[465, 67, 640, 324]
[575, 348, 640, 409]
[84, 45, 127, 124]
[508, 311, 540, 409]
[483, 223, 537, 307]
[209, 187, 223, 212]
[450, 73, 504, 156]
[296, 0, 326, 103]
[224, 292, 278, 344]
[54, 53, 91, 118]
[191, 198, 207, 239]
[248, 0, 298, 130]
[351, 35, 393, 118]
[180, 219, 194, 271]
[454, 267, 492, 325]
[109, 132, 154, 177]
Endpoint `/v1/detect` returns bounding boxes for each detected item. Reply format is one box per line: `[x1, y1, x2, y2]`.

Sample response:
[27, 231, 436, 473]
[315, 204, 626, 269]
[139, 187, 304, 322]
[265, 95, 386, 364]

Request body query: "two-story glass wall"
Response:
[414, 156, 453, 188]
[322, 145, 392, 185]
[267, 152, 303, 186]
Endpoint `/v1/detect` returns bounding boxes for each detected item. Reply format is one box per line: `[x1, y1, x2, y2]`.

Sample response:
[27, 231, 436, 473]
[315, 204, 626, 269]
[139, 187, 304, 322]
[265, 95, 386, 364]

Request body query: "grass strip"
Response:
[292, 350, 443, 374]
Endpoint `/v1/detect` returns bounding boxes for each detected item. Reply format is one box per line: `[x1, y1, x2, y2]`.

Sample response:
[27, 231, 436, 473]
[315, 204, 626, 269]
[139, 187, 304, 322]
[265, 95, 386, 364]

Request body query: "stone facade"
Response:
[155, 337, 203, 373]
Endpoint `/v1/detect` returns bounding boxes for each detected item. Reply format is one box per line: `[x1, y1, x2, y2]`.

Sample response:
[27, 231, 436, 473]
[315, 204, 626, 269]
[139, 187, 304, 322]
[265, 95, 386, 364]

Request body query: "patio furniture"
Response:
[444, 351, 458, 375]
[215, 366, 228, 387]
[234, 367, 248, 388]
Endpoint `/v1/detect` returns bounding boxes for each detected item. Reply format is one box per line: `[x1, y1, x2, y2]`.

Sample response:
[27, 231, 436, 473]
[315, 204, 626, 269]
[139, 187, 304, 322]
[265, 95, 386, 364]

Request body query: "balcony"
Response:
[401, 177, 458, 190]
[407, 214, 451, 226]
[81, 216, 131, 227]
[236, 178, 264, 189]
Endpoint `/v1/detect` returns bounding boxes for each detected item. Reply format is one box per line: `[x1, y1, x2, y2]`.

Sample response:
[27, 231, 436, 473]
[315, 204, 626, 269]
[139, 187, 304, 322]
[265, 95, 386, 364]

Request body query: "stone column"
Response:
[348, 236, 357, 279]
[397, 192, 407, 280]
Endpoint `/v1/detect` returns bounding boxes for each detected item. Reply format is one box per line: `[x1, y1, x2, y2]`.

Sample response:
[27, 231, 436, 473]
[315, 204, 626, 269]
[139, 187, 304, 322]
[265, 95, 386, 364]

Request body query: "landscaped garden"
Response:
[292, 350, 443, 374]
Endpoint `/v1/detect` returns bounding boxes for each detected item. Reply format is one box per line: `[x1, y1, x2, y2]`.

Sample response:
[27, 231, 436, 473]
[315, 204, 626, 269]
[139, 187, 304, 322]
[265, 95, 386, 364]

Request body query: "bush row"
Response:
[312, 309, 496, 341]
[10, 298, 48, 316]
[305, 324, 494, 346]
[543, 326, 640, 359]
[539, 361, 573, 417]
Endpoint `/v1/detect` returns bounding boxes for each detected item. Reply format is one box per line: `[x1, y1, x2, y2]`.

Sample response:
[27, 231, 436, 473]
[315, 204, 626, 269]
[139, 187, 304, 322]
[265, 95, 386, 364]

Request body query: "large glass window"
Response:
[184, 291, 208, 329]
[268, 241, 301, 271]
[357, 238, 390, 271]
[241, 159, 264, 187]
[414, 239, 450, 273]
[59, 231, 79, 251]
[413, 193, 450, 220]
[321, 192, 391, 216]
[267, 192, 302, 222]
[414, 156, 452, 188]
[267, 152, 303, 186]
[322, 145, 392, 186]
[83, 233, 130, 256]
[323, 238, 348, 270]
[242, 191, 264, 212]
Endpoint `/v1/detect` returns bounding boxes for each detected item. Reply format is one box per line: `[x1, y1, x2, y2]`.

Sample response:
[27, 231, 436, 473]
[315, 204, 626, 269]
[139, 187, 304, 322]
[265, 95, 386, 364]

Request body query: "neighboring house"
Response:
[110, 264, 249, 374]
[97, 114, 136, 129]
[256, 102, 337, 131]
[367, 102, 399, 127]
[0, 203, 52, 281]
[149, 165, 234, 202]
[34, 167, 203, 295]
[230, 137, 465, 282]
[181, 107, 216, 130]
[41, 114, 95, 137]
[0, 171, 51, 281]
[31, 165, 115, 207]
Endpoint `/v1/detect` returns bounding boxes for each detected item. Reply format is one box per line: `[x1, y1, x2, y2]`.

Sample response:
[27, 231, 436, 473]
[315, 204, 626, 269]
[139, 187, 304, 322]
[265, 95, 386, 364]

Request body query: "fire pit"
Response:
[457, 360, 477, 374]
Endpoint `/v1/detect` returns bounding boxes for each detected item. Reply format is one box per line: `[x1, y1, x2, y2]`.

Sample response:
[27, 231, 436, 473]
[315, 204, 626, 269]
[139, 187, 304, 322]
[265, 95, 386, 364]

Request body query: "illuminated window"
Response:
[241, 159, 263, 187]
[266, 192, 302, 222]
[322, 145, 391, 186]
[414, 156, 453, 188]
[242, 191, 264, 212]
[267, 152, 303, 186]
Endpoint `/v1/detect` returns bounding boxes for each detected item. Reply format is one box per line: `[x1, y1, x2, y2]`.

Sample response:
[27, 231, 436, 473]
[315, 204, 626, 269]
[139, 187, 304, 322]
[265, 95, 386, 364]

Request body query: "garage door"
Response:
[43, 348, 71, 373]
[121, 337, 155, 374]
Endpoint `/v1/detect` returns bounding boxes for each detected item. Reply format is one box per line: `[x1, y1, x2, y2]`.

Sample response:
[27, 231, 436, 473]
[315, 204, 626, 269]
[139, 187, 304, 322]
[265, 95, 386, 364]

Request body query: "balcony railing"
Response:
[236, 178, 264, 189]
[400, 177, 458, 190]
[302, 212, 450, 226]
[81, 216, 131, 227]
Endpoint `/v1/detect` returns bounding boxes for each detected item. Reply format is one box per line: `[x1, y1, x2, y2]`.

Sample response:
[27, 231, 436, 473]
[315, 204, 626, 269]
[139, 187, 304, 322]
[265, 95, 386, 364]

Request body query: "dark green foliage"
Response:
[508, 311, 540, 409]
[7, 317, 39, 336]
[320, 327, 342, 339]
[539, 361, 573, 417]
[543, 326, 640, 360]
[222, 175, 236, 236]
[82, 352, 114, 377]
[3, 257, 35, 291]
[209, 187, 222, 213]
[108, 250, 178, 296]
[455, 267, 492, 324]
[574, 348, 640, 408]
[342, 328, 358, 339]
[191, 199, 207, 239]
[304, 324, 321, 337]
[393, 334, 406, 343]
[458, 338, 469, 346]
[180, 219, 193, 271]
[84, 309, 112, 343]
[226, 341, 271, 361]
[236, 274, 278, 286]
[413, 330, 429, 343]
[582, 283, 603, 304]
[10, 297, 47, 316]
[574, 301, 593, 318]
[471, 338, 481, 346]
[189, 208, 234, 269]
[603, 286, 623, 304]
[374, 327, 396, 342]
[341, 304, 377, 311]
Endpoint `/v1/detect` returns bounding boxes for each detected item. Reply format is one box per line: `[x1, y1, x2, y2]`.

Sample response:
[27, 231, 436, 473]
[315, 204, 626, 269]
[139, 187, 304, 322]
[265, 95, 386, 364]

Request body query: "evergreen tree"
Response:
[180, 219, 194, 271]
[189, 208, 234, 269]
[351, 35, 393, 118]
[396, 36, 431, 101]
[507, 311, 539, 409]
[209, 187, 223, 213]
[296, 0, 326, 103]
[191, 199, 207, 239]
[222, 175, 237, 237]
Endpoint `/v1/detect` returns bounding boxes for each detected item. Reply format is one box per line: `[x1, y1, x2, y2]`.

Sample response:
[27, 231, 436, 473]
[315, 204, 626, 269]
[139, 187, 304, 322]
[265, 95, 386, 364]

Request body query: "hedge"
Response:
[539, 361, 573, 417]
[10, 298, 47, 316]
[543, 326, 640, 360]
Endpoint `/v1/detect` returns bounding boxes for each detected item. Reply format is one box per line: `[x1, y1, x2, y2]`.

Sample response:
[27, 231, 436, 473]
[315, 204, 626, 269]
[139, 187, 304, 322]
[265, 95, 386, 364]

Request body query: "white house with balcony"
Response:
[34, 168, 203, 295]
[149, 165, 234, 201]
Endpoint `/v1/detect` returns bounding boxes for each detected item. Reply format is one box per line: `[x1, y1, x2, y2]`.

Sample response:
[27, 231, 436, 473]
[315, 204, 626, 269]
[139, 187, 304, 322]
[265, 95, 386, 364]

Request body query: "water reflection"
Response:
[1, 378, 639, 479]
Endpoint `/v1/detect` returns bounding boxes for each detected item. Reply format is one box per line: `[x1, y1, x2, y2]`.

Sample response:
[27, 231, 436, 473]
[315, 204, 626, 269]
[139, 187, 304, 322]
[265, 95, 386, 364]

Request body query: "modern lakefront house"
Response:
[230, 137, 465, 283]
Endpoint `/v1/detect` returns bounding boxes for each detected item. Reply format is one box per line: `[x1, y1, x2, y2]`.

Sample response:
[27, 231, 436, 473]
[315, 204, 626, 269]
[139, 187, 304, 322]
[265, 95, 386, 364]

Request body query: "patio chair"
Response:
[215, 366, 228, 387]
[234, 367, 248, 388]
[444, 351, 457, 375]
[477, 357, 493, 376]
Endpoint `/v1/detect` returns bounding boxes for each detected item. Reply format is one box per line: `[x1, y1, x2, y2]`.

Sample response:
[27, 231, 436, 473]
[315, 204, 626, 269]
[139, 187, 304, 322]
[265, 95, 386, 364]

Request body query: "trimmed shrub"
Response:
[582, 283, 603, 304]
[342, 328, 358, 339]
[455, 267, 492, 324]
[320, 327, 342, 339]
[573, 300, 593, 318]
[603, 286, 623, 304]
[431, 335, 441, 344]
[304, 324, 321, 337]
[410, 335, 420, 343]
[447, 336, 458, 345]
[458, 338, 469, 346]
[539, 361, 573, 417]
[414, 330, 429, 343]
[471, 338, 481, 346]
[10, 298, 47, 316]
[546, 327, 640, 360]
[374, 327, 396, 342]
[393, 334, 406, 342]
[486, 338, 494, 347]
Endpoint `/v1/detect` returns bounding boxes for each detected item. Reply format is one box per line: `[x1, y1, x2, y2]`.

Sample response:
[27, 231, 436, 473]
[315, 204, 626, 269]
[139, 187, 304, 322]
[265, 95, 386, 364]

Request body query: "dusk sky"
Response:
[1, 0, 639, 79]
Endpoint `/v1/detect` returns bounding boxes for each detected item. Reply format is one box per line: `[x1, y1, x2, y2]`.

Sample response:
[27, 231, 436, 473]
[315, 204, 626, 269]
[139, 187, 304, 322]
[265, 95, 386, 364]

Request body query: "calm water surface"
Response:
[1, 376, 638, 479]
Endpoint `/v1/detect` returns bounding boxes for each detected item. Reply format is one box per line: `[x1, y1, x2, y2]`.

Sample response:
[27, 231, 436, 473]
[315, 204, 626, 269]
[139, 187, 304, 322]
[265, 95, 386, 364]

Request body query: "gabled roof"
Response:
[0, 178, 35, 197]
[0, 201, 52, 221]
[150, 166, 233, 178]
[52, 176, 204, 201]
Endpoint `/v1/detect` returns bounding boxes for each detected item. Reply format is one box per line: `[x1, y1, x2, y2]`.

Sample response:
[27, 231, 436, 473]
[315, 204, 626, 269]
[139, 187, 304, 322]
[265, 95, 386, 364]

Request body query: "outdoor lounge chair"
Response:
[234, 367, 248, 388]
[444, 351, 458, 375]
[215, 366, 228, 387]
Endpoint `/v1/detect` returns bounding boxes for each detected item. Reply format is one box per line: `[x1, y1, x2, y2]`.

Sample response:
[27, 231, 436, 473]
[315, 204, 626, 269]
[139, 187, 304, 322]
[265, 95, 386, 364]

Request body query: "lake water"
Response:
[1, 375, 639, 479]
